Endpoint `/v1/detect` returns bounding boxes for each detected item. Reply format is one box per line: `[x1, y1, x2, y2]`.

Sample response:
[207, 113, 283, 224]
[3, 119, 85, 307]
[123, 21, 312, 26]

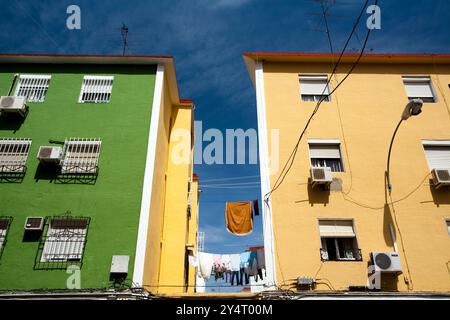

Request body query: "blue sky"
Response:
[1, 0, 449, 267]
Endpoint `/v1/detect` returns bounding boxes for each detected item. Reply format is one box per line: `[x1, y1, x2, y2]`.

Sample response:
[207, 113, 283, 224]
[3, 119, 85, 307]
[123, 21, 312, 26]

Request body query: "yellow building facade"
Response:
[131, 60, 199, 294]
[244, 53, 450, 294]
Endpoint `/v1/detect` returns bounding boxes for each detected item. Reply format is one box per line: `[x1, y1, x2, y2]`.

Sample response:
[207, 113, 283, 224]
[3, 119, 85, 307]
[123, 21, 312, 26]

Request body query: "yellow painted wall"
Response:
[158, 105, 195, 294]
[142, 70, 197, 294]
[142, 72, 173, 291]
[262, 60, 450, 292]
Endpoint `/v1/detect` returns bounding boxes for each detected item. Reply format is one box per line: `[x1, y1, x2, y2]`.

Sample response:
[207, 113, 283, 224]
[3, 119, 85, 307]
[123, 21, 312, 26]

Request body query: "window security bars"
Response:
[60, 138, 101, 175]
[320, 247, 362, 261]
[0, 138, 32, 174]
[79, 76, 114, 103]
[36, 216, 90, 269]
[14, 75, 51, 103]
[0, 217, 12, 259]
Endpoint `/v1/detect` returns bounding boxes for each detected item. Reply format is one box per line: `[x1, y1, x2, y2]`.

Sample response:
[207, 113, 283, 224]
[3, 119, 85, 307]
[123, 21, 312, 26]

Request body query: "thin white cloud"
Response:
[213, 0, 254, 8]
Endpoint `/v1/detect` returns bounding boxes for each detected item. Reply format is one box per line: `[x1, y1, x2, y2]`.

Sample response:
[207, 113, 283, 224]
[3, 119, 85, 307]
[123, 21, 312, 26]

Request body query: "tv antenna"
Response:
[120, 23, 129, 56]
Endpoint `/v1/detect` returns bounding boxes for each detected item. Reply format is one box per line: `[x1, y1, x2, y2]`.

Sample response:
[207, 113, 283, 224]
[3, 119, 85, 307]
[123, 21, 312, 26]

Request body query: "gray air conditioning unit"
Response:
[110, 255, 130, 280]
[37, 146, 63, 164]
[0, 96, 27, 116]
[24, 217, 45, 231]
[431, 168, 450, 189]
[371, 252, 402, 274]
[310, 166, 333, 188]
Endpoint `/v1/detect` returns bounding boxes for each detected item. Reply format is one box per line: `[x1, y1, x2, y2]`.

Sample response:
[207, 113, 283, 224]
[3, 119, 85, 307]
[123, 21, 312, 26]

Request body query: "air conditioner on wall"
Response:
[24, 217, 45, 231]
[431, 168, 450, 189]
[0, 96, 27, 116]
[37, 146, 63, 164]
[310, 166, 333, 188]
[371, 252, 402, 274]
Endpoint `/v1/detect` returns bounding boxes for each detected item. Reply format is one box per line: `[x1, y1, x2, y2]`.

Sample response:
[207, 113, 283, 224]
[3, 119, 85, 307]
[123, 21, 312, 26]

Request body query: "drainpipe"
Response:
[8, 74, 19, 96]
[389, 224, 398, 253]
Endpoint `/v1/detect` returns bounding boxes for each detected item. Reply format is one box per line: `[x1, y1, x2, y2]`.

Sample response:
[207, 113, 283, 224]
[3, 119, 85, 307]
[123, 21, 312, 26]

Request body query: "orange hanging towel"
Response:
[225, 201, 253, 236]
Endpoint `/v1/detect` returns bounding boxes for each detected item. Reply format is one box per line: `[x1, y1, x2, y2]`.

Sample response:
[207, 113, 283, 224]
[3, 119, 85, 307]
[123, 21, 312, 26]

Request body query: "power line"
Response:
[199, 175, 260, 183]
[200, 182, 260, 187]
[264, 0, 375, 204]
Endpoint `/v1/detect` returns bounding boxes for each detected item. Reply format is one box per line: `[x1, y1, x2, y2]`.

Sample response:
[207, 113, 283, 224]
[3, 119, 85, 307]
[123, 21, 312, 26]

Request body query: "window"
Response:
[60, 138, 102, 174]
[308, 140, 344, 172]
[14, 75, 51, 102]
[41, 217, 89, 262]
[0, 217, 12, 258]
[0, 138, 32, 173]
[299, 75, 331, 102]
[319, 219, 361, 261]
[79, 75, 114, 103]
[422, 141, 450, 170]
[446, 220, 450, 236]
[403, 76, 436, 103]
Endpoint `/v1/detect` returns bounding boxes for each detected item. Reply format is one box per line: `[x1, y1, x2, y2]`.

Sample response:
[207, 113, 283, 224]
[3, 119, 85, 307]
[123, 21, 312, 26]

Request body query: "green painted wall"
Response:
[0, 63, 156, 290]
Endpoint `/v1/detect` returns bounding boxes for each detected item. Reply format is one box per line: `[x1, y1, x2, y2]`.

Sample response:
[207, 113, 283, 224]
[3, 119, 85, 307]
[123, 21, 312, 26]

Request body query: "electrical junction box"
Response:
[297, 277, 315, 286]
[110, 255, 129, 278]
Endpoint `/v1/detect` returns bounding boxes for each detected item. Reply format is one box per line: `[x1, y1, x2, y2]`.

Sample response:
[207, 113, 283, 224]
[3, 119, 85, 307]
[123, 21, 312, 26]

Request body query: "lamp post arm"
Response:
[386, 119, 404, 193]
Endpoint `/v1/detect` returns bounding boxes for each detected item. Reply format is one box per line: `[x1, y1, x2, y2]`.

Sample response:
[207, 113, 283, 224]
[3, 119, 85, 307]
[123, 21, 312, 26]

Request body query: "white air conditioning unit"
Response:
[24, 217, 45, 231]
[371, 252, 402, 273]
[0, 96, 27, 115]
[37, 146, 63, 164]
[431, 168, 450, 189]
[310, 166, 333, 188]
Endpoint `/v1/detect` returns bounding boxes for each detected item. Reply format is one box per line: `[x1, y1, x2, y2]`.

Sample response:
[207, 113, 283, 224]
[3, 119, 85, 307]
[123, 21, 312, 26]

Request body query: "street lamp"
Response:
[386, 99, 424, 193]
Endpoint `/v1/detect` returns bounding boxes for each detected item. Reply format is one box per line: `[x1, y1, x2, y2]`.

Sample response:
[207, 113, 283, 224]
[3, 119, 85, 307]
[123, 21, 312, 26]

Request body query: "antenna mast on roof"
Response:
[120, 23, 129, 56]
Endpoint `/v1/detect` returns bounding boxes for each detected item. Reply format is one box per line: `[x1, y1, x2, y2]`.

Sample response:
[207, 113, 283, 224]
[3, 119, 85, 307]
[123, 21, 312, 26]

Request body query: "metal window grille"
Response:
[0, 217, 12, 258]
[0, 138, 32, 173]
[60, 138, 102, 174]
[79, 76, 114, 103]
[197, 231, 205, 252]
[41, 217, 89, 262]
[14, 75, 51, 103]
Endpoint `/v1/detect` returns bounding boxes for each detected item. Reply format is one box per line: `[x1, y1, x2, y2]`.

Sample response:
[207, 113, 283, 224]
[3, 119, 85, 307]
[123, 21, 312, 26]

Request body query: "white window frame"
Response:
[78, 75, 114, 103]
[318, 219, 360, 261]
[308, 139, 344, 172]
[421, 140, 450, 170]
[60, 138, 102, 174]
[0, 138, 32, 173]
[14, 74, 51, 103]
[299, 75, 331, 102]
[446, 219, 450, 236]
[402, 76, 437, 103]
[41, 218, 88, 262]
[0, 218, 11, 254]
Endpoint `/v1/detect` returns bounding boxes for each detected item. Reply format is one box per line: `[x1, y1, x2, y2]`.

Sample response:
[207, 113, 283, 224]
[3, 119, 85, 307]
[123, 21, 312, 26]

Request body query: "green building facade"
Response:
[0, 55, 158, 290]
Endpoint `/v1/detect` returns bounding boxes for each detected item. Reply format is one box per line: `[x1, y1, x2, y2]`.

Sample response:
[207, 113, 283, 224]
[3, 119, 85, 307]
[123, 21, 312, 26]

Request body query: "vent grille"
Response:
[374, 253, 392, 269]
[436, 169, 450, 181]
[0, 96, 15, 108]
[312, 168, 325, 180]
[25, 217, 44, 230]
[39, 147, 53, 159]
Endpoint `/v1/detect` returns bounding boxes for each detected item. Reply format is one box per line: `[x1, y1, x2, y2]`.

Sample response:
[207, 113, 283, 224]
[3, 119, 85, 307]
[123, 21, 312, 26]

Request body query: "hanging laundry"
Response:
[253, 199, 260, 216]
[240, 251, 251, 271]
[256, 249, 265, 269]
[248, 250, 258, 276]
[188, 255, 198, 268]
[225, 201, 253, 236]
[221, 254, 231, 271]
[198, 252, 214, 280]
[230, 254, 241, 272]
